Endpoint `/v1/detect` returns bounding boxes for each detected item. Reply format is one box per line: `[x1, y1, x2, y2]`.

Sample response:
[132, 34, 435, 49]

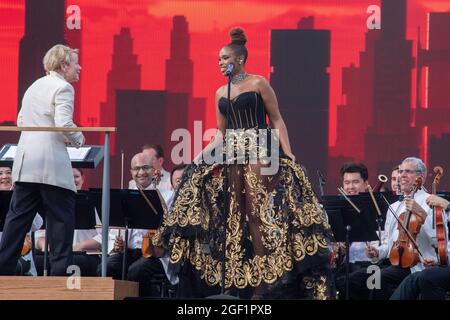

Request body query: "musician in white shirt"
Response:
[334, 163, 381, 298]
[99, 153, 156, 279]
[390, 194, 450, 300]
[127, 164, 186, 296]
[128, 144, 173, 202]
[348, 157, 437, 299]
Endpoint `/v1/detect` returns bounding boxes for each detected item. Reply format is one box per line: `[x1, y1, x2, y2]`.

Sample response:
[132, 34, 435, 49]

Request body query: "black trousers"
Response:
[345, 262, 410, 300]
[34, 252, 101, 276]
[391, 266, 450, 300]
[335, 261, 374, 299]
[0, 182, 75, 276]
[127, 257, 165, 297]
[98, 249, 142, 280]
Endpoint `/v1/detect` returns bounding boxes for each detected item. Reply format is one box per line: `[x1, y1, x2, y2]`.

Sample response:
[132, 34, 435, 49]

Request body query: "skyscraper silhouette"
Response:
[17, 0, 66, 113]
[64, 15, 82, 124]
[415, 12, 450, 168]
[270, 21, 330, 191]
[164, 15, 205, 147]
[365, 0, 419, 173]
[334, 30, 379, 161]
[165, 16, 193, 94]
[416, 13, 450, 137]
[100, 27, 141, 153]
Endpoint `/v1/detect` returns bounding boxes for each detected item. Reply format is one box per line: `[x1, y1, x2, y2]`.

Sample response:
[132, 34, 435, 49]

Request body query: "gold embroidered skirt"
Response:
[153, 132, 333, 299]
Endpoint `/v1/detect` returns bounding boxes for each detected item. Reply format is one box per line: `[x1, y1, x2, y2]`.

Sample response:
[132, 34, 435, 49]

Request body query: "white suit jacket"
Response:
[13, 71, 85, 192]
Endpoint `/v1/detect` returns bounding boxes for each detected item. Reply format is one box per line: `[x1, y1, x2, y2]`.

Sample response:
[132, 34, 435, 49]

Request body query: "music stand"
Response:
[0, 144, 104, 169]
[322, 192, 396, 300]
[89, 188, 164, 280]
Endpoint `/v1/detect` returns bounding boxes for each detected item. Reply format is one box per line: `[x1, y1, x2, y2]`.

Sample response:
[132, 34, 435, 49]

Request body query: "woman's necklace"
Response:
[231, 73, 248, 85]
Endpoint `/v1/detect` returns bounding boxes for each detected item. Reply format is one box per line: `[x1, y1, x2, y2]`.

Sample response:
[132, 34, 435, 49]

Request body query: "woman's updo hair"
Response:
[227, 27, 248, 63]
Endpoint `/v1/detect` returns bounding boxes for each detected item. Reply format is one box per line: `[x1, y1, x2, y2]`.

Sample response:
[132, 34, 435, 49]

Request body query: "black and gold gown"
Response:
[153, 91, 334, 299]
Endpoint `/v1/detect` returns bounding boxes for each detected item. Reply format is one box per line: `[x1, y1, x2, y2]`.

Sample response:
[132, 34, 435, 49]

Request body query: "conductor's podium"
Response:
[0, 276, 138, 300]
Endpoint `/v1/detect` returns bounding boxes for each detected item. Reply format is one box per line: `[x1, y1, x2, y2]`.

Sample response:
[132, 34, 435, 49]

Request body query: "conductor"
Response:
[0, 44, 85, 275]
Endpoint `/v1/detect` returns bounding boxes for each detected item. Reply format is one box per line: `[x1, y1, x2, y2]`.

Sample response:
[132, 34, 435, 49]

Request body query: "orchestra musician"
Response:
[127, 164, 187, 297]
[390, 194, 450, 299]
[348, 157, 439, 299]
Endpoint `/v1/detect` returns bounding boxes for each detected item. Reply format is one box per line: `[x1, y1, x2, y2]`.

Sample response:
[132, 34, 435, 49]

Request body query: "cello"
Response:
[431, 166, 448, 266]
[389, 177, 426, 268]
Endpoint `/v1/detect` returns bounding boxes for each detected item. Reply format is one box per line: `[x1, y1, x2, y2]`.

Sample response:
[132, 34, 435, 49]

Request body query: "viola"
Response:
[431, 166, 448, 266]
[21, 234, 32, 256]
[140, 168, 164, 259]
[389, 177, 425, 268]
[141, 229, 165, 258]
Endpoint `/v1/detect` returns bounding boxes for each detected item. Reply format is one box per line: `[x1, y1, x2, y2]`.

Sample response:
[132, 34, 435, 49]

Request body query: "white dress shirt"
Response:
[372, 189, 438, 273]
[35, 210, 102, 253]
[349, 242, 372, 263]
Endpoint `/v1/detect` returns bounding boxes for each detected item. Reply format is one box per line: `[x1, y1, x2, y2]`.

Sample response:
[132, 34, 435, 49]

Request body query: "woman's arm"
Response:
[257, 77, 296, 162]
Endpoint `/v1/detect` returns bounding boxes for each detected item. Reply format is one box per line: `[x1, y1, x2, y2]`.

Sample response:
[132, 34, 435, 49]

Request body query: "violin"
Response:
[141, 229, 165, 258]
[151, 168, 162, 188]
[21, 234, 32, 256]
[431, 166, 448, 266]
[389, 177, 425, 268]
[141, 168, 164, 258]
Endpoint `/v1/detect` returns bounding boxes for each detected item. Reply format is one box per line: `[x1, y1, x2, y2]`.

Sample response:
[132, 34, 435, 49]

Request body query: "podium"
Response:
[0, 126, 115, 278]
[0, 276, 138, 300]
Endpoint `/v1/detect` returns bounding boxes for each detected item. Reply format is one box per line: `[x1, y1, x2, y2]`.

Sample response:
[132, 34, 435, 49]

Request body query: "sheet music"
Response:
[1, 145, 91, 161]
[2, 146, 17, 159]
[67, 147, 91, 160]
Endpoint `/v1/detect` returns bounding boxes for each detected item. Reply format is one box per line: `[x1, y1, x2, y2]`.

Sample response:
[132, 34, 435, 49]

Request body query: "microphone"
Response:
[317, 170, 326, 197]
[225, 63, 234, 76]
[317, 170, 326, 183]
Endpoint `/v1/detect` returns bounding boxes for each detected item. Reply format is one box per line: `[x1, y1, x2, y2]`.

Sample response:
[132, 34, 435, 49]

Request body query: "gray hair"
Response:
[43, 44, 79, 73]
[402, 157, 427, 177]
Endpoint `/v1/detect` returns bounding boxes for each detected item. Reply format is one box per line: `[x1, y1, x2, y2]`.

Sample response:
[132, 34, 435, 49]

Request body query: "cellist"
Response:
[390, 194, 449, 300]
[347, 157, 438, 299]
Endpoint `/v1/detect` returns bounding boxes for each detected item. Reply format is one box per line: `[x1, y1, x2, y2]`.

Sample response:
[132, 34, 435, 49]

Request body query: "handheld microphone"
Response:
[225, 63, 234, 76]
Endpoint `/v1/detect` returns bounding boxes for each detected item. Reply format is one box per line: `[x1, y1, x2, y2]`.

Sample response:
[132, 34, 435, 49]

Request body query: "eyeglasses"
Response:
[398, 169, 421, 175]
[130, 165, 152, 172]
